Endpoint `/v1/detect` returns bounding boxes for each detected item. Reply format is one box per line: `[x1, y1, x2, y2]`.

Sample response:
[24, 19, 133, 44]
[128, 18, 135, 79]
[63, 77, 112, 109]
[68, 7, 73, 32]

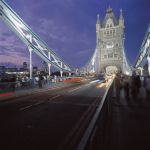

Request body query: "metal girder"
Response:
[135, 24, 150, 68]
[0, 0, 72, 72]
[80, 48, 98, 74]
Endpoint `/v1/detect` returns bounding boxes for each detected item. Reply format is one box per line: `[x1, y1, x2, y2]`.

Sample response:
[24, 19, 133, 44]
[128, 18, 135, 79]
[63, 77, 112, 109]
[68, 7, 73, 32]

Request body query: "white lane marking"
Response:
[19, 105, 33, 111]
[89, 80, 100, 84]
[48, 95, 60, 101]
[69, 80, 101, 93]
[19, 96, 59, 111]
[83, 80, 103, 88]
[69, 86, 82, 92]
[34, 102, 43, 105]
[19, 95, 61, 111]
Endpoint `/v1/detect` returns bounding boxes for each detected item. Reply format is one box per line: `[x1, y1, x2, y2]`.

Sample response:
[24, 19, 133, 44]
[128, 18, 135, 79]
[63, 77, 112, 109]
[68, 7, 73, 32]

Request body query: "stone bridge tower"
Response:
[96, 8, 125, 74]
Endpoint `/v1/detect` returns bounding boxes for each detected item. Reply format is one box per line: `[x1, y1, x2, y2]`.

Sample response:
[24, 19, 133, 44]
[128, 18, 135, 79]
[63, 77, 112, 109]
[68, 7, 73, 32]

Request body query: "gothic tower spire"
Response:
[96, 14, 100, 45]
[96, 14, 100, 24]
[119, 9, 124, 27]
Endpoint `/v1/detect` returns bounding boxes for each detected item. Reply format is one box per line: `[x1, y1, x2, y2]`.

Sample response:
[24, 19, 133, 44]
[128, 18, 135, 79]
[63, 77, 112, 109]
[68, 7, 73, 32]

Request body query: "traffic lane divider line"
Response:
[19, 105, 33, 111]
[69, 86, 82, 93]
[47, 95, 61, 102]
[19, 95, 60, 111]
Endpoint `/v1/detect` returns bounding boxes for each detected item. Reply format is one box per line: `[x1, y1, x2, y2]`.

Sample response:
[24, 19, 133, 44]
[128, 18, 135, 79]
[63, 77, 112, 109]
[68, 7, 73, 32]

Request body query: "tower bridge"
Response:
[0, 0, 149, 77]
[1, 1, 150, 150]
[81, 8, 132, 75]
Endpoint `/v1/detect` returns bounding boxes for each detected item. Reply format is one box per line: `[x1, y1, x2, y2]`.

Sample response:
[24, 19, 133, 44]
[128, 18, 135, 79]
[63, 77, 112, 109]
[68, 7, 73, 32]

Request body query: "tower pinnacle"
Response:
[96, 14, 100, 24]
[107, 6, 113, 13]
[120, 9, 123, 19]
[119, 8, 124, 26]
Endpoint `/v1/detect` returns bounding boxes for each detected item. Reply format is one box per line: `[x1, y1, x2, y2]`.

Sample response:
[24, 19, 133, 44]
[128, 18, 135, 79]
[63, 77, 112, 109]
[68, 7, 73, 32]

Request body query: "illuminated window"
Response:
[106, 42, 114, 49]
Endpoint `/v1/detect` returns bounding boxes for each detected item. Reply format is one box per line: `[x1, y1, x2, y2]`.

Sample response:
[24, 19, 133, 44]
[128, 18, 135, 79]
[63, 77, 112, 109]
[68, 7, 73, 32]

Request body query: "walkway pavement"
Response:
[108, 86, 150, 150]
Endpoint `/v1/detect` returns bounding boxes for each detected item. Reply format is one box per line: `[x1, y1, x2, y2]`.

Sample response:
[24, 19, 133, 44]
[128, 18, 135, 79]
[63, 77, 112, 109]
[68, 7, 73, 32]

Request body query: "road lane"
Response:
[0, 79, 107, 150]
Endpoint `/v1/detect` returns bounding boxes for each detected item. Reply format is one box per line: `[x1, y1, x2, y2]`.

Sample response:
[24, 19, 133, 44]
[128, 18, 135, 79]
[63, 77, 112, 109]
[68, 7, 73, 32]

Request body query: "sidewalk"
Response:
[108, 86, 150, 150]
[0, 81, 69, 102]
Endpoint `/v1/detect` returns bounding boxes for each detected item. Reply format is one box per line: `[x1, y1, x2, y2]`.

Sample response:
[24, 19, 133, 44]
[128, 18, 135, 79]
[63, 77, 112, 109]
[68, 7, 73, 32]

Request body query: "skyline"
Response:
[0, 0, 150, 68]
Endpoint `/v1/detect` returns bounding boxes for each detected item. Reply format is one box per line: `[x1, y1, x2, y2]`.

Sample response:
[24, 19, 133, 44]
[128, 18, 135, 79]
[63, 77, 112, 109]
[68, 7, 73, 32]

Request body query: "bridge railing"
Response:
[76, 77, 115, 150]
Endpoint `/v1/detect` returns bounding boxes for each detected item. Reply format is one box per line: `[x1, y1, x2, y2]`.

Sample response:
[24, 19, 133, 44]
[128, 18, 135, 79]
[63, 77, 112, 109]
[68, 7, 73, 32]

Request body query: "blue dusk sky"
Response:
[0, 0, 150, 68]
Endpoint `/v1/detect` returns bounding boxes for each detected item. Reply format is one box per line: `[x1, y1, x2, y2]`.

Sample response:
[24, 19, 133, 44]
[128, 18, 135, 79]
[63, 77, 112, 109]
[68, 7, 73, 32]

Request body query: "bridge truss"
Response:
[135, 24, 150, 75]
[79, 47, 100, 75]
[0, 0, 72, 79]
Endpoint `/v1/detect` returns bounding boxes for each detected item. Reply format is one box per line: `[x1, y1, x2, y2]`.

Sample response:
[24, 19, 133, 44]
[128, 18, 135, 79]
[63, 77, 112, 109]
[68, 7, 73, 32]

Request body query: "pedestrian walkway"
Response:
[107, 86, 150, 150]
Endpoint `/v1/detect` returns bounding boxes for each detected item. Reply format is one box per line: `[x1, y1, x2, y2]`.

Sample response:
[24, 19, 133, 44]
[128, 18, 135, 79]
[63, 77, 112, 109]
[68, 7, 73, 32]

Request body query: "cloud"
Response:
[0, 21, 28, 66]
[1, 0, 96, 68]
[0, 52, 29, 66]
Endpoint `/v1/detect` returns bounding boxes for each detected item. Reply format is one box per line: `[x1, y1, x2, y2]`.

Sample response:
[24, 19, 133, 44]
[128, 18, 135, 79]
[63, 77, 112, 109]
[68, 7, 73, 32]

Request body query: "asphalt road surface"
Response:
[0, 79, 107, 150]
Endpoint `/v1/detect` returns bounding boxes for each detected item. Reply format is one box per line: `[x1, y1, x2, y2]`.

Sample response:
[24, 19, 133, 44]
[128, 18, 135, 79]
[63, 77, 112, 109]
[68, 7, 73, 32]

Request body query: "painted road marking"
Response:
[69, 86, 82, 92]
[19, 105, 33, 111]
[34, 102, 43, 105]
[48, 95, 60, 101]
[89, 80, 100, 84]
[69, 80, 102, 93]
[19, 95, 60, 111]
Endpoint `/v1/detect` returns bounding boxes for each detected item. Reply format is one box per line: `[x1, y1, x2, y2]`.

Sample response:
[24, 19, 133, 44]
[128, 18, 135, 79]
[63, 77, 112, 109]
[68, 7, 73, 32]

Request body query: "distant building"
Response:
[5, 67, 18, 74]
[19, 67, 28, 71]
[19, 62, 29, 72]
[23, 62, 27, 70]
[33, 66, 38, 74]
[0, 66, 6, 74]
[6, 67, 18, 72]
